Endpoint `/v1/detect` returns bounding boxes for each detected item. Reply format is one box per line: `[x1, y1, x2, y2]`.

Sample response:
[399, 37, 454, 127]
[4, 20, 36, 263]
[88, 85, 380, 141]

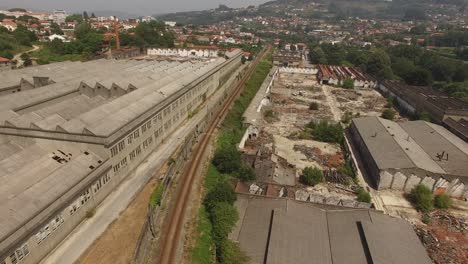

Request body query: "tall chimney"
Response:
[114, 18, 120, 50]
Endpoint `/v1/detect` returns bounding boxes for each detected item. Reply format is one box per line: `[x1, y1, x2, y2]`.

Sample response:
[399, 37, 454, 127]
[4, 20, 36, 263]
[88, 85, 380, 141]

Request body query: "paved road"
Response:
[40, 109, 211, 264]
[13, 45, 40, 67]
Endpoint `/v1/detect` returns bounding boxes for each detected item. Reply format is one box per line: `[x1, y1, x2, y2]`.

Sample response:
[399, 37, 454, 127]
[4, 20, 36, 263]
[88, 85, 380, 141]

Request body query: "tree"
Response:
[367, 49, 393, 79]
[50, 23, 64, 35]
[309, 46, 327, 64]
[300, 167, 323, 186]
[74, 22, 92, 40]
[13, 25, 37, 46]
[66, 14, 84, 23]
[381, 109, 396, 120]
[83, 11, 89, 21]
[218, 239, 250, 264]
[235, 164, 256, 182]
[212, 145, 241, 174]
[410, 184, 433, 213]
[211, 202, 239, 242]
[342, 78, 354, 89]
[241, 56, 247, 64]
[434, 194, 452, 209]
[91, 12, 96, 19]
[357, 188, 371, 203]
[405, 67, 432, 86]
[204, 182, 236, 211]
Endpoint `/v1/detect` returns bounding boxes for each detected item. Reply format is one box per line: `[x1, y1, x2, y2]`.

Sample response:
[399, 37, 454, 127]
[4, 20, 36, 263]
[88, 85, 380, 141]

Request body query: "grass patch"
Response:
[191, 206, 215, 264]
[149, 183, 164, 208]
[30, 44, 83, 64]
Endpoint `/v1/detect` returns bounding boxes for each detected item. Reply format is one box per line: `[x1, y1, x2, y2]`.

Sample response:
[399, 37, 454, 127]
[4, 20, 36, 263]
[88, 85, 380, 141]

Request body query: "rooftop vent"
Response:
[84, 151, 89, 155]
[89, 165, 95, 170]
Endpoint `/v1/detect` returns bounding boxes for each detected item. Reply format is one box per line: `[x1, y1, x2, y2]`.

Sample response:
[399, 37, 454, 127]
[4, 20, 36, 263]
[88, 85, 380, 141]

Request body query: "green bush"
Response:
[212, 145, 242, 174]
[218, 239, 250, 264]
[309, 102, 319, 110]
[307, 120, 344, 143]
[410, 184, 433, 213]
[300, 167, 323, 186]
[422, 213, 432, 225]
[434, 194, 452, 209]
[211, 202, 239, 242]
[149, 184, 164, 207]
[381, 109, 396, 120]
[235, 164, 256, 182]
[204, 181, 236, 211]
[342, 78, 355, 89]
[418, 111, 431, 122]
[357, 188, 371, 203]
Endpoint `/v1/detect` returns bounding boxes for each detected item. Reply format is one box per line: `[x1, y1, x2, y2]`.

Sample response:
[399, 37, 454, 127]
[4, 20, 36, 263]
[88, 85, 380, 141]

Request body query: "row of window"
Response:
[35, 215, 64, 245]
[94, 173, 111, 193]
[4, 243, 29, 264]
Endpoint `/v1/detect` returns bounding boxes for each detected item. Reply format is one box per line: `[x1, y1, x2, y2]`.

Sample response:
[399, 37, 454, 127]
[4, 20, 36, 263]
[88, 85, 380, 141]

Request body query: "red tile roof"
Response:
[0, 57, 11, 63]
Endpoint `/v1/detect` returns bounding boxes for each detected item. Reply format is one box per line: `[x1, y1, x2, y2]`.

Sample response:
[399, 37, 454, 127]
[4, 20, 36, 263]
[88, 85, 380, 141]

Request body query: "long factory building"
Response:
[0, 49, 242, 264]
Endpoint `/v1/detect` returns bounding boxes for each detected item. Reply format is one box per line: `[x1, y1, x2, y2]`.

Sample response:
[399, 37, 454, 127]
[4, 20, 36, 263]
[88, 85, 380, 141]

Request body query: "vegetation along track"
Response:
[157, 46, 271, 264]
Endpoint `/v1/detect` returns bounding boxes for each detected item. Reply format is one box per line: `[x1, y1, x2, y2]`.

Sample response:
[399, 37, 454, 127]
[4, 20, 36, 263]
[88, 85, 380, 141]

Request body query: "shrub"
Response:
[204, 181, 236, 211]
[422, 213, 432, 225]
[210, 202, 239, 242]
[434, 194, 452, 209]
[410, 184, 433, 213]
[309, 102, 319, 110]
[218, 238, 250, 264]
[381, 109, 396, 120]
[149, 184, 164, 207]
[300, 167, 323, 186]
[357, 187, 371, 203]
[308, 120, 344, 143]
[235, 163, 256, 182]
[342, 78, 354, 89]
[418, 111, 431, 122]
[212, 145, 241, 174]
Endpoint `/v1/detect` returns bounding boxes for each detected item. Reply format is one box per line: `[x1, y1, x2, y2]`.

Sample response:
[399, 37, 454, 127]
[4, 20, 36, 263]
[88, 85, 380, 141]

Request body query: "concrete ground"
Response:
[77, 177, 159, 264]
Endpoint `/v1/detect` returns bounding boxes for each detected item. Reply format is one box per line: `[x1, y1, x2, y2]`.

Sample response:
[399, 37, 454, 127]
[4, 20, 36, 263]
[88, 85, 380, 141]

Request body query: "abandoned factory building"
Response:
[349, 117, 468, 198]
[0, 49, 242, 264]
[230, 195, 432, 264]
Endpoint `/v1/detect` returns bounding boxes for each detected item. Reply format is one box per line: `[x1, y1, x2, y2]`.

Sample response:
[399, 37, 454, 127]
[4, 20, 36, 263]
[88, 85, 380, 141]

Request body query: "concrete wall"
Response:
[147, 48, 219, 58]
[377, 170, 468, 199]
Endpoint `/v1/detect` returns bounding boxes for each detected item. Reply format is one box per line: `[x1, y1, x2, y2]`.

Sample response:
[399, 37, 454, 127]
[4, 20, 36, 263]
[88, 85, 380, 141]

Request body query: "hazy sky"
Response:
[0, 0, 269, 15]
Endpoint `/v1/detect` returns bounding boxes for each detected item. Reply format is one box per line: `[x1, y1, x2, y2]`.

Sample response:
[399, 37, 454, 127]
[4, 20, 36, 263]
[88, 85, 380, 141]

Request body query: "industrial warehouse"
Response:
[230, 195, 432, 264]
[0, 49, 242, 264]
[349, 116, 468, 198]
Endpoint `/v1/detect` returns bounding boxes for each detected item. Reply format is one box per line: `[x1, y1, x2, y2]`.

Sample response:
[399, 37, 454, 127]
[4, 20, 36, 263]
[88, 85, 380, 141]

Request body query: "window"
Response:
[113, 163, 121, 173]
[120, 157, 128, 168]
[110, 146, 118, 157]
[118, 141, 125, 152]
[130, 150, 136, 161]
[135, 146, 141, 156]
[133, 129, 140, 139]
[9, 252, 17, 264]
[80, 189, 91, 205]
[127, 134, 134, 144]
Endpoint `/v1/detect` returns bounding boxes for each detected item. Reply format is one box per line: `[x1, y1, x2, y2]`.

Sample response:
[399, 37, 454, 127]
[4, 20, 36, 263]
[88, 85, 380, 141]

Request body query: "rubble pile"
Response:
[293, 145, 344, 168]
[416, 211, 467, 264]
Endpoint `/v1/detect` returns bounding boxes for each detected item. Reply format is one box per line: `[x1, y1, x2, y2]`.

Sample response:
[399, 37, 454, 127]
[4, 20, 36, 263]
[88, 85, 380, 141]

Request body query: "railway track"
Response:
[156, 46, 270, 264]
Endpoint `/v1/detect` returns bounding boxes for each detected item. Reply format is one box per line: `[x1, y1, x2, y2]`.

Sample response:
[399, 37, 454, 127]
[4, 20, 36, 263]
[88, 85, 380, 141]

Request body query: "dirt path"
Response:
[321, 85, 342, 122]
[13, 45, 40, 67]
[76, 177, 158, 264]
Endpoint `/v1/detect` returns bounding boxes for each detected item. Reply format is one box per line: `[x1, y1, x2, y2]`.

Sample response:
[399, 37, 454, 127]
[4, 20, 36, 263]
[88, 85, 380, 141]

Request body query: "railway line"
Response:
[156, 46, 270, 264]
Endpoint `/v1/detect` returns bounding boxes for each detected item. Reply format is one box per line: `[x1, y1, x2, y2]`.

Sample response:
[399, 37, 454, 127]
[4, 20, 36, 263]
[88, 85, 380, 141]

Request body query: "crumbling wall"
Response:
[378, 170, 467, 198]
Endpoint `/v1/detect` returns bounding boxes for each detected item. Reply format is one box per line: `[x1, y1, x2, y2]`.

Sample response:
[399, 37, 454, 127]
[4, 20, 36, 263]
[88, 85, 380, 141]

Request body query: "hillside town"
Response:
[0, 1, 467, 264]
